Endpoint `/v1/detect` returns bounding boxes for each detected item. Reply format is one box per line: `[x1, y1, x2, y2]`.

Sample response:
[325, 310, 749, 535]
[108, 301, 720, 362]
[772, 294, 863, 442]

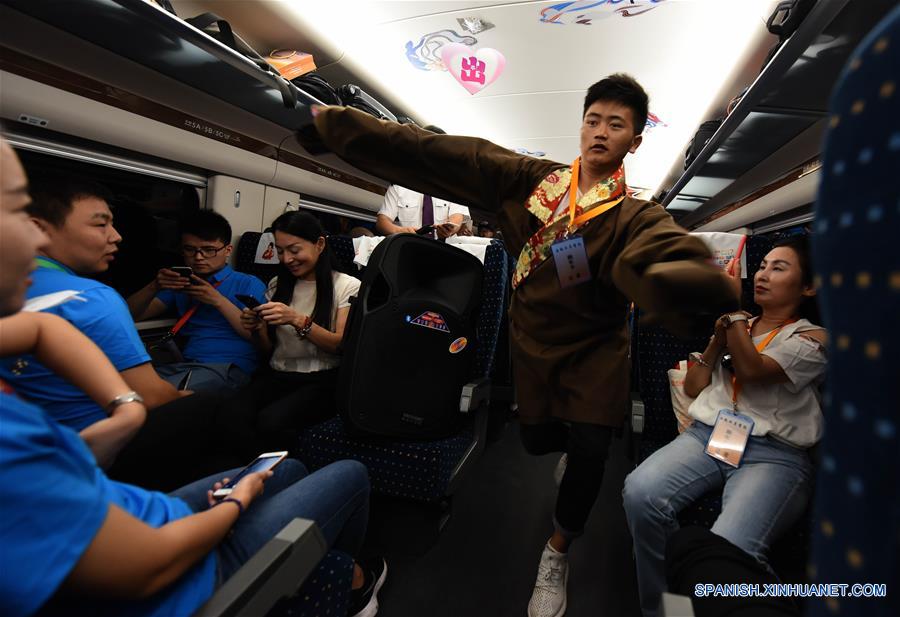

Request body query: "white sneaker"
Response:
[553, 454, 568, 487]
[528, 543, 569, 617]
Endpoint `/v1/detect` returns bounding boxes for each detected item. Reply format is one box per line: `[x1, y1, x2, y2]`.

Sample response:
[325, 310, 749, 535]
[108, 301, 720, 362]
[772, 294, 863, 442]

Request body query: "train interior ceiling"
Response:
[0, 1, 896, 616]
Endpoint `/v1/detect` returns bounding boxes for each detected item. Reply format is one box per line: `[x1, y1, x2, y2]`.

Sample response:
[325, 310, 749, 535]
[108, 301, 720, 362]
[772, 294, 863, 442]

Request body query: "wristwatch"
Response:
[106, 391, 144, 414]
[721, 313, 749, 328]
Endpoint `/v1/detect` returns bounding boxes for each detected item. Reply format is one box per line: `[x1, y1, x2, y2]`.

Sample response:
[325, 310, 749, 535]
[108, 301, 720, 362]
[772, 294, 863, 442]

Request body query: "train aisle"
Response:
[369, 420, 642, 616]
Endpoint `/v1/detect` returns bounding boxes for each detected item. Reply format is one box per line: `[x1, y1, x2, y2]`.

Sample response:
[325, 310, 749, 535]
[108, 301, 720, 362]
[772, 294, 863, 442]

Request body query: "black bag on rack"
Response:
[338, 84, 398, 122]
[761, 0, 818, 71]
[184, 12, 297, 109]
[291, 72, 343, 106]
[684, 120, 723, 170]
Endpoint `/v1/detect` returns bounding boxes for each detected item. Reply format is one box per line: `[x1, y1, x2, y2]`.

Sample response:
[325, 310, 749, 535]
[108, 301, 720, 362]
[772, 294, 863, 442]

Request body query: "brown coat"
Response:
[313, 107, 738, 426]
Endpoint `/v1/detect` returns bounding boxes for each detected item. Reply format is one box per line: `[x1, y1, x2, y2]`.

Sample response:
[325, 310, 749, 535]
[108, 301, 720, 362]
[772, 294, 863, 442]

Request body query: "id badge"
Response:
[705, 409, 754, 468]
[551, 236, 591, 288]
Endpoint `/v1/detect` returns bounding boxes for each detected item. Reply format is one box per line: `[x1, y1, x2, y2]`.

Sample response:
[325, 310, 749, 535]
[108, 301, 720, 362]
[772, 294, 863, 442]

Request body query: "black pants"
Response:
[520, 421, 613, 538]
[107, 391, 253, 492]
[237, 368, 339, 453]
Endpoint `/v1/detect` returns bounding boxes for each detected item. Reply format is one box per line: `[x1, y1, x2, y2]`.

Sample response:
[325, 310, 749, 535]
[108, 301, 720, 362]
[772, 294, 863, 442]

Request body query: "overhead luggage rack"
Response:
[662, 0, 895, 227]
[1, 0, 321, 130]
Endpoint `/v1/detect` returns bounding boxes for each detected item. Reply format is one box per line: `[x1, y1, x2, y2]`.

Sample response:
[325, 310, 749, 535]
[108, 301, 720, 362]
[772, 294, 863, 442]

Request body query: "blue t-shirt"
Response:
[0, 389, 216, 617]
[155, 265, 265, 374]
[0, 258, 150, 430]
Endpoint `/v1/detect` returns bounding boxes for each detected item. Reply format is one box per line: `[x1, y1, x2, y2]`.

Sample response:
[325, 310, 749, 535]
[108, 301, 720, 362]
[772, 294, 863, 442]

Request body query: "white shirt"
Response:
[687, 318, 827, 448]
[378, 185, 469, 228]
[266, 272, 361, 373]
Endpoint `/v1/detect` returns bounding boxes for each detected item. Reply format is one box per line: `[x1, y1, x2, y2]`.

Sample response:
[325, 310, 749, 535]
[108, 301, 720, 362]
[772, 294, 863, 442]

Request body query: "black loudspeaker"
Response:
[339, 235, 484, 439]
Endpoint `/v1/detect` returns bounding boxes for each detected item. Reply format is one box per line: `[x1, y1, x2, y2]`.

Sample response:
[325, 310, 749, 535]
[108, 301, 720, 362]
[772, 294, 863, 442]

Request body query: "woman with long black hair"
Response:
[238, 211, 360, 450]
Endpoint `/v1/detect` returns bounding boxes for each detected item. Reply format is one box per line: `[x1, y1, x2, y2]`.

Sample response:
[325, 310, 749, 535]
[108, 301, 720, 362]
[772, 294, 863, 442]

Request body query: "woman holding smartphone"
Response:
[0, 138, 384, 617]
[239, 211, 360, 450]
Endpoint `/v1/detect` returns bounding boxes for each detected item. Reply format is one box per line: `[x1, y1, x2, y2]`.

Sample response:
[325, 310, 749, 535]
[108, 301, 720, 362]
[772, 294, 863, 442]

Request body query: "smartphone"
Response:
[170, 266, 193, 278]
[212, 451, 288, 498]
[235, 294, 261, 309]
[415, 225, 435, 235]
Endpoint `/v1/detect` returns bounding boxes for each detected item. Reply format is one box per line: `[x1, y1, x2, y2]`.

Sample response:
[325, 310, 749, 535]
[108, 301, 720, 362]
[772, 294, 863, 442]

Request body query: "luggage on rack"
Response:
[684, 120, 722, 170]
[292, 71, 343, 106]
[338, 234, 483, 440]
[183, 12, 297, 108]
[338, 84, 398, 122]
[761, 0, 818, 71]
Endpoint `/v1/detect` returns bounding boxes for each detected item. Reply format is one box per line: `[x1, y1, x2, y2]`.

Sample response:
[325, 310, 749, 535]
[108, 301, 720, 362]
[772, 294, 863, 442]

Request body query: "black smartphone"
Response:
[170, 266, 193, 278]
[177, 369, 193, 391]
[415, 225, 435, 235]
[236, 294, 261, 309]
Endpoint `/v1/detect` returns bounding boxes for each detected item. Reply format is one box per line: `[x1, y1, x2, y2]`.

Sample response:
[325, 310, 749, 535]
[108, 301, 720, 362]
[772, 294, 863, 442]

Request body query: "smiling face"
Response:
[274, 230, 325, 280]
[0, 140, 49, 316]
[753, 246, 816, 312]
[579, 99, 643, 177]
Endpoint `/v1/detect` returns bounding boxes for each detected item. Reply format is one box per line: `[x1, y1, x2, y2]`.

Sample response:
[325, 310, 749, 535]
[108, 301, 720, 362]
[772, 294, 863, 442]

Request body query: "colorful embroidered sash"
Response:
[512, 160, 627, 289]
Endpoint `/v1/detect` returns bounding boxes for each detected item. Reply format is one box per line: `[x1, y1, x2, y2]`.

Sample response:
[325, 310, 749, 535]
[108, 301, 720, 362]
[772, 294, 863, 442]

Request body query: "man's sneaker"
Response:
[553, 454, 568, 487]
[528, 543, 569, 617]
[349, 557, 387, 617]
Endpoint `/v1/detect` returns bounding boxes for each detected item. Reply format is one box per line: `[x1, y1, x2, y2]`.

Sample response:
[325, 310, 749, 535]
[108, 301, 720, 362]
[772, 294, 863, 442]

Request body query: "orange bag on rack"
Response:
[267, 50, 317, 81]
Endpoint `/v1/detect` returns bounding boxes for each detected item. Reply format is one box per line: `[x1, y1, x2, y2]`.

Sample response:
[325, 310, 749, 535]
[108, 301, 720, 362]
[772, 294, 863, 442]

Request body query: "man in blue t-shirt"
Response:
[0, 176, 187, 430]
[127, 210, 265, 391]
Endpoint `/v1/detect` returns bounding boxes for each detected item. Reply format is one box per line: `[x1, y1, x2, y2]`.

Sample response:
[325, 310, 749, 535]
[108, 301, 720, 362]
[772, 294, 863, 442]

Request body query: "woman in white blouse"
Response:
[623, 236, 827, 617]
[239, 211, 360, 450]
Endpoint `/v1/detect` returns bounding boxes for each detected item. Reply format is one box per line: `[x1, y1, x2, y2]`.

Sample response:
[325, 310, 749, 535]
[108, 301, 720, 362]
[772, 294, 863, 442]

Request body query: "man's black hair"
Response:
[583, 73, 649, 136]
[26, 174, 114, 227]
[180, 210, 232, 245]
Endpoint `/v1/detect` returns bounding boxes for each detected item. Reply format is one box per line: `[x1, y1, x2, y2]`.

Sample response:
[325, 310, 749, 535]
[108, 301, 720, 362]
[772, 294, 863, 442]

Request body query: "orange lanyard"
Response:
[730, 319, 796, 409]
[566, 158, 625, 233]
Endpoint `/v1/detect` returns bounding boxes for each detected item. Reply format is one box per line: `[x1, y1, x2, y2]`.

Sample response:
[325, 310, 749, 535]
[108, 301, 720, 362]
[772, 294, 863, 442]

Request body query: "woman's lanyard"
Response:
[565, 158, 625, 235]
[730, 319, 797, 410]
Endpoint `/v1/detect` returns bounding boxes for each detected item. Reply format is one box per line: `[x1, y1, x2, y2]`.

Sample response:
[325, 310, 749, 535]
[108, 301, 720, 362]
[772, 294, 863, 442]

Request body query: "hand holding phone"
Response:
[212, 451, 287, 499]
[170, 266, 193, 278]
[235, 294, 261, 310]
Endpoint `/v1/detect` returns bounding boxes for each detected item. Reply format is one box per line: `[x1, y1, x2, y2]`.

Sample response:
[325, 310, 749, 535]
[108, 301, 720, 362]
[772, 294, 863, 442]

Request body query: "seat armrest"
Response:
[659, 592, 695, 617]
[195, 518, 327, 617]
[631, 395, 645, 435]
[459, 378, 491, 413]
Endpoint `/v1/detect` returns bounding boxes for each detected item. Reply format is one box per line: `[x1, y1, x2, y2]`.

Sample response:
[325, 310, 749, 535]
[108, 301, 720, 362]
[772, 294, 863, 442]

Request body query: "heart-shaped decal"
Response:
[440, 43, 506, 95]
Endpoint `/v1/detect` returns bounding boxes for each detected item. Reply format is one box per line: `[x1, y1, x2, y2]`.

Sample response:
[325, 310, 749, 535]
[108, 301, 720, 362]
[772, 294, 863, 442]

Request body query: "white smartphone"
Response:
[212, 451, 288, 498]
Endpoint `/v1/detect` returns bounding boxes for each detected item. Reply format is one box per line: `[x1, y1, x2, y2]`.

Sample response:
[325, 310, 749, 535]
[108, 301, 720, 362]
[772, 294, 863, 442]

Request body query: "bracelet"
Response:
[294, 316, 313, 339]
[106, 391, 144, 414]
[689, 352, 711, 368]
[213, 496, 244, 516]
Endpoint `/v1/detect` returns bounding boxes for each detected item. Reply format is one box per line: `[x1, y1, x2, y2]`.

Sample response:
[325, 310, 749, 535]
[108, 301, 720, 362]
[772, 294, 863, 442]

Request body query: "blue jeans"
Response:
[157, 362, 250, 393]
[170, 458, 370, 583]
[622, 423, 813, 617]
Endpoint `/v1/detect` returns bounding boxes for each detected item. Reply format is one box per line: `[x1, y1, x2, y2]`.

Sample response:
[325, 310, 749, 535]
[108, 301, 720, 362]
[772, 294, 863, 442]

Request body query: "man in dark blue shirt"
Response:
[127, 211, 265, 391]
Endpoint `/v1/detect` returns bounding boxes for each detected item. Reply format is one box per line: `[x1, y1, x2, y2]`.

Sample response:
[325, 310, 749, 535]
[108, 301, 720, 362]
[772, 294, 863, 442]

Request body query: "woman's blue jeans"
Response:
[171, 458, 370, 583]
[623, 422, 813, 617]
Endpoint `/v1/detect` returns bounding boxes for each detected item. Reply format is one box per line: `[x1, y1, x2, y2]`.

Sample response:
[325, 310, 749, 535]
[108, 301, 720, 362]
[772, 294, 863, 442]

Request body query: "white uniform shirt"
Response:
[378, 185, 469, 228]
[267, 272, 361, 373]
[687, 318, 827, 448]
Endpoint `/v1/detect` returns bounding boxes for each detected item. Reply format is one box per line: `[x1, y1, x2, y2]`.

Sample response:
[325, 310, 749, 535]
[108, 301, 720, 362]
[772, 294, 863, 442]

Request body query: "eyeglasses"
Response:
[181, 245, 227, 258]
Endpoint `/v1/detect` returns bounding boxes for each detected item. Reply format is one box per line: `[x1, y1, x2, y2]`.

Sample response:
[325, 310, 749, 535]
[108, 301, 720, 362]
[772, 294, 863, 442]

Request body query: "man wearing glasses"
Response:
[128, 210, 266, 392]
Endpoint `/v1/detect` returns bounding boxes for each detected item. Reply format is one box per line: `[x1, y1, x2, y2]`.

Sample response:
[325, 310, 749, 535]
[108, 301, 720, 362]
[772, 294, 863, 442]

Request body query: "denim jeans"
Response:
[622, 422, 813, 617]
[170, 458, 370, 584]
[157, 362, 251, 393]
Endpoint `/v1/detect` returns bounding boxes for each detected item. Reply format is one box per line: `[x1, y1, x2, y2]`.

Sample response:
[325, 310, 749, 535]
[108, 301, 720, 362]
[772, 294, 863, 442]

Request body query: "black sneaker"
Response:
[348, 557, 387, 617]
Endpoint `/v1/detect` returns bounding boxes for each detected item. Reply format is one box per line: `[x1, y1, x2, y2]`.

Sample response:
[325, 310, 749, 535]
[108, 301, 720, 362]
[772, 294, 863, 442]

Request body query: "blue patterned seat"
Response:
[268, 551, 353, 617]
[808, 7, 900, 615]
[298, 241, 510, 503]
